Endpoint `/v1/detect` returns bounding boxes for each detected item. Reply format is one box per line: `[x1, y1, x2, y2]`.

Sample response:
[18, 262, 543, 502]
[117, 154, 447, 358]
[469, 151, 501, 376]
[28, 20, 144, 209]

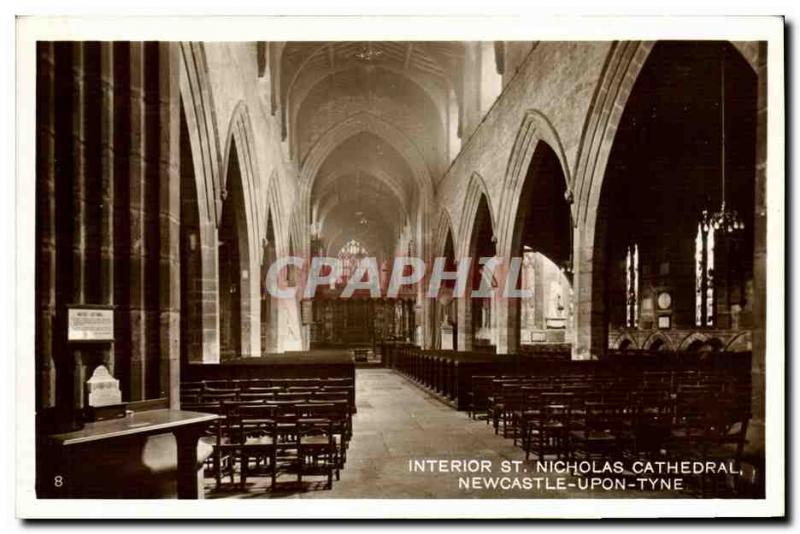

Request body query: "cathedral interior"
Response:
[34, 40, 767, 500]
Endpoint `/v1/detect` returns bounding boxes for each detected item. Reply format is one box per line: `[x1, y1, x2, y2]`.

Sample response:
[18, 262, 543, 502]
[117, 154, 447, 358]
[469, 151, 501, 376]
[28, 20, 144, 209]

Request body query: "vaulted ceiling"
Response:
[277, 41, 468, 259]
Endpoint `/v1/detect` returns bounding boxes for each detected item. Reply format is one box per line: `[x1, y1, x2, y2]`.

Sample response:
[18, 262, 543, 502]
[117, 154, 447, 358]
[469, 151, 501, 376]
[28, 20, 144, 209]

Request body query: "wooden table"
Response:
[47, 409, 218, 499]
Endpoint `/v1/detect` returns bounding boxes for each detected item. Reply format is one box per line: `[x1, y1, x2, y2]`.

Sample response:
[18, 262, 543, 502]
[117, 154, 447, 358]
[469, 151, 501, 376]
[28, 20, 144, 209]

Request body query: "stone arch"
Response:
[219, 102, 263, 358]
[259, 171, 290, 354]
[496, 109, 573, 258]
[433, 208, 457, 259]
[574, 41, 655, 235]
[298, 111, 435, 259]
[179, 45, 222, 363]
[611, 332, 638, 350]
[431, 209, 459, 350]
[456, 173, 497, 352]
[300, 111, 434, 194]
[222, 100, 262, 255]
[679, 332, 721, 352]
[572, 42, 654, 358]
[725, 331, 752, 352]
[576, 41, 757, 240]
[642, 331, 673, 351]
[314, 168, 410, 230]
[456, 172, 496, 259]
[179, 42, 223, 224]
[495, 119, 573, 355]
[731, 42, 760, 73]
[572, 40, 760, 360]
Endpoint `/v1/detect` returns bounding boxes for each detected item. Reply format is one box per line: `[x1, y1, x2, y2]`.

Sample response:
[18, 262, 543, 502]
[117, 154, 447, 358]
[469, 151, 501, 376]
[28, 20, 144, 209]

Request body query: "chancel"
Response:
[34, 40, 766, 500]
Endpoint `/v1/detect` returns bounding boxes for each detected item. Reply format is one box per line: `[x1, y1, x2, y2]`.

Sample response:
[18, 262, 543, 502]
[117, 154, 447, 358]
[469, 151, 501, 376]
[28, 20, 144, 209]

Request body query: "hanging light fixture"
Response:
[709, 47, 745, 235]
[353, 42, 383, 62]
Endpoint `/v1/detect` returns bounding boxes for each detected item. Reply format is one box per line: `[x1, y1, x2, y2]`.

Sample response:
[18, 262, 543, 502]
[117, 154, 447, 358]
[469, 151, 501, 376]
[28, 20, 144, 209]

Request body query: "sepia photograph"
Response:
[14, 14, 785, 519]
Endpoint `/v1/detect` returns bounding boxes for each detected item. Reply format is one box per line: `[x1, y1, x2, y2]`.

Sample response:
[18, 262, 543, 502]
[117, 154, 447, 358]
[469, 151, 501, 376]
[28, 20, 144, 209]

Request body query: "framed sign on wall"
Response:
[67, 305, 114, 342]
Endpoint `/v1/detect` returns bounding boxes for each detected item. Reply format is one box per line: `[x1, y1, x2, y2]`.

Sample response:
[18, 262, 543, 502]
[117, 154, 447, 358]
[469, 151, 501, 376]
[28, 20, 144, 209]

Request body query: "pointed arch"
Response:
[725, 331, 752, 352]
[455, 172, 497, 352]
[574, 41, 655, 234]
[179, 49, 222, 363]
[179, 42, 223, 225]
[218, 103, 264, 358]
[611, 332, 639, 350]
[571, 41, 654, 360]
[679, 332, 718, 352]
[297, 111, 435, 259]
[299, 111, 434, 194]
[572, 40, 761, 361]
[497, 109, 573, 257]
[457, 172, 496, 258]
[314, 167, 409, 229]
[434, 208, 457, 258]
[222, 101, 262, 256]
[642, 331, 673, 351]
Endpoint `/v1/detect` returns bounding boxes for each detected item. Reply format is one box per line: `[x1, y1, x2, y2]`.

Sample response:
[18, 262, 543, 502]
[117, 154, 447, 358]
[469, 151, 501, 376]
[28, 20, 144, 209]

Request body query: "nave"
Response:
[32, 39, 768, 502]
[202, 368, 723, 499]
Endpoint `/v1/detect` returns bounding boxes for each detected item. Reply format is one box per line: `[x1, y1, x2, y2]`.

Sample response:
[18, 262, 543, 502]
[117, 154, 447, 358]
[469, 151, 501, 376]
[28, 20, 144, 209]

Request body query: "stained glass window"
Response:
[695, 212, 716, 326]
[625, 244, 639, 328]
[337, 240, 368, 283]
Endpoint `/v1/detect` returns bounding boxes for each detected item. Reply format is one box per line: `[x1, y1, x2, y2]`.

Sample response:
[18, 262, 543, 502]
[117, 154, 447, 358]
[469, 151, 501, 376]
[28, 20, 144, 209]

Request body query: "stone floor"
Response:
[206, 369, 683, 499]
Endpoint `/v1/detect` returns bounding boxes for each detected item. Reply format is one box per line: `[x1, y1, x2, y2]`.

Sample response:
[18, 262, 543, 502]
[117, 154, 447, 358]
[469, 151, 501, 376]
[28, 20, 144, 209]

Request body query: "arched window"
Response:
[625, 243, 639, 328]
[695, 212, 716, 326]
[337, 239, 368, 283]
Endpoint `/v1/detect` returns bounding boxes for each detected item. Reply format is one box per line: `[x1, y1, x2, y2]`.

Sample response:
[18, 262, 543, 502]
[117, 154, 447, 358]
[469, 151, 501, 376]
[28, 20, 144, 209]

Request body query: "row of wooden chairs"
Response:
[184, 377, 354, 390]
[180, 378, 355, 412]
[474, 372, 751, 495]
[185, 397, 353, 492]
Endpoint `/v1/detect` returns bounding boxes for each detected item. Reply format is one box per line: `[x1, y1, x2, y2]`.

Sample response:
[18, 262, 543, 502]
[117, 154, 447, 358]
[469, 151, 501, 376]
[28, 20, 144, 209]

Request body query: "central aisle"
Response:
[305, 367, 532, 498]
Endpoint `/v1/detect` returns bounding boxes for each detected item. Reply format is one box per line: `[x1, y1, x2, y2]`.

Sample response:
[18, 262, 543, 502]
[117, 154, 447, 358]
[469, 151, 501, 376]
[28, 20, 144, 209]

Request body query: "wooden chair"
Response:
[570, 401, 624, 460]
[184, 400, 238, 490]
[467, 375, 495, 421]
[300, 401, 349, 479]
[237, 404, 278, 490]
[523, 401, 572, 461]
[238, 392, 274, 403]
[630, 388, 672, 458]
[296, 415, 336, 490]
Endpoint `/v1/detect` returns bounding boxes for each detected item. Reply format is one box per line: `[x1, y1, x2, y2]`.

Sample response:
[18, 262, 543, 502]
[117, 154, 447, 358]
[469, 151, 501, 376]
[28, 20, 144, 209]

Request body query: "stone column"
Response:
[69, 42, 88, 408]
[497, 301, 519, 355]
[456, 296, 473, 351]
[533, 253, 545, 330]
[573, 224, 606, 361]
[158, 42, 181, 408]
[36, 42, 57, 409]
[200, 219, 220, 363]
[126, 42, 148, 401]
[243, 247, 262, 357]
[99, 43, 115, 376]
[748, 41, 767, 456]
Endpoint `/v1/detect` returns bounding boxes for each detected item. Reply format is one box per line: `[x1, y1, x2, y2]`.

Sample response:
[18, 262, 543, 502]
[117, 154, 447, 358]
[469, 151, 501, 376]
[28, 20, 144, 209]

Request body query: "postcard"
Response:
[15, 14, 785, 519]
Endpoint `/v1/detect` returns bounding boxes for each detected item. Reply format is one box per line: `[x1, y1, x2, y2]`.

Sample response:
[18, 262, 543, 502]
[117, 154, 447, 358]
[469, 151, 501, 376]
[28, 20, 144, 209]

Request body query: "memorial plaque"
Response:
[68, 308, 114, 342]
[301, 299, 313, 325]
[85, 365, 122, 407]
[441, 325, 453, 350]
